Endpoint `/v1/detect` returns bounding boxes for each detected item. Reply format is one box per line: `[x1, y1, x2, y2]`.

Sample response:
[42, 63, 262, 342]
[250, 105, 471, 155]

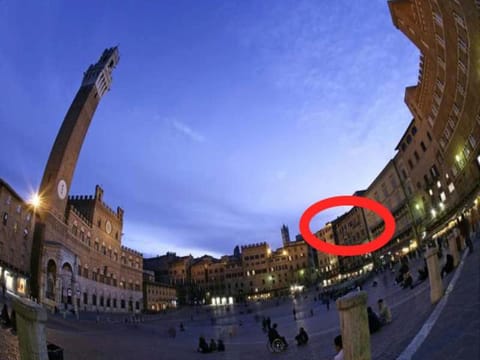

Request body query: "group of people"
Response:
[197, 337, 225, 353]
[395, 257, 414, 289]
[367, 299, 392, 334]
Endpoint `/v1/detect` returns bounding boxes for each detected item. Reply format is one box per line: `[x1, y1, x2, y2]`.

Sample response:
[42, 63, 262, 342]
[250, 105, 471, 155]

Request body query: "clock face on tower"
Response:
[57, 180, 67, 200]
[106, 220, 112, 234]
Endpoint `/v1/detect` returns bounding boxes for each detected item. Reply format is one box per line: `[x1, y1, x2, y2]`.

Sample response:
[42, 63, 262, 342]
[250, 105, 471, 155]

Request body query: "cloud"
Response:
[171, 120, 206, 143]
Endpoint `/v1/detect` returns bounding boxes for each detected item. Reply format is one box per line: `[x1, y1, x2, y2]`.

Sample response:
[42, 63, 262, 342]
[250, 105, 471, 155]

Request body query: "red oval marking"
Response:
[299, 195, 396, 256]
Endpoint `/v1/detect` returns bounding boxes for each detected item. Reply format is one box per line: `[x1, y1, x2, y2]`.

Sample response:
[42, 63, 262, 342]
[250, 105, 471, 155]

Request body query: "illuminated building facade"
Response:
[31, 47, 143, 313]
[0, 179, 34, 297]
[389, 0, 480, 234]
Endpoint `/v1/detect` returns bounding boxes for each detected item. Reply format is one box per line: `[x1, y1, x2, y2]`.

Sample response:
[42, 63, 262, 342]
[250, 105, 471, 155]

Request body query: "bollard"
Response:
[336, 291, 371, 360]
[448, 234, 460, 267]
[425, 247, 444, 304]
[12, 297, 48, 360]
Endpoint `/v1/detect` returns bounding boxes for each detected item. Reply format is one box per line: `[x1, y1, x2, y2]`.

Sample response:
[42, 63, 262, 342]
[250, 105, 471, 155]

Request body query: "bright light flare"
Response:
[30, 193, 41, 208]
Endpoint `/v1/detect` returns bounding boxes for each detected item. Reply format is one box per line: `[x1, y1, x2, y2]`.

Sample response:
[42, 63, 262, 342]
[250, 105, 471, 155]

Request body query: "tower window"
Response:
[420, 141, 427, 152]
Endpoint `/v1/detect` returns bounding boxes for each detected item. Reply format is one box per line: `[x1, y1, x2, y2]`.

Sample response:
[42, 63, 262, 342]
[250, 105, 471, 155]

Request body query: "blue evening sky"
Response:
[0, 0, 418, 258]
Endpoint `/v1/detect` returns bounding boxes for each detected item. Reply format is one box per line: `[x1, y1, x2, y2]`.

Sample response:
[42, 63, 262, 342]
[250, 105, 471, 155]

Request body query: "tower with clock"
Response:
[38, 47, 120, 219]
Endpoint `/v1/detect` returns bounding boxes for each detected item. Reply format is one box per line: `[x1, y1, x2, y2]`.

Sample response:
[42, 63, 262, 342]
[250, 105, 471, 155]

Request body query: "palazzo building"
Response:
[31, 47, 143, 313]
[388, 0, 480, 234]
[0, 179, 34, 297]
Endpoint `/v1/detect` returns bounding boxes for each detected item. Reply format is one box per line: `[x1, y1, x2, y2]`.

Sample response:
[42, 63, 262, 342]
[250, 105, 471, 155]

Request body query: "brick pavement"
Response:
[2, 242, 477, 360]
[411, 236, 480, 360]
[0, 295, 20, 360]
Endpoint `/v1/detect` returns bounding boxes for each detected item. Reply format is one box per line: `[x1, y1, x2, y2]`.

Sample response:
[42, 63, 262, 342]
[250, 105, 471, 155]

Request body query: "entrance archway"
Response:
[61, 262, 74, 306]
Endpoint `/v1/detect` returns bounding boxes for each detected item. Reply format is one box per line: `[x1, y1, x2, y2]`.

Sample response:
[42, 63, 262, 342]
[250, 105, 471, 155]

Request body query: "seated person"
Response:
[441, 254, 454, 278]
[217, 339, 225, 352]
[367, 307, 382, 334]
[197, 336, 210, 353]
[0, 304, 10, 326]
[377, 299, 392, 325]
[268, 323, 288, 348]
[402, 272, 413, 289]
[333, 335, 344, 360]
[209, 338, 217, 352]
[295, 327, 309, 345]
[417, 260, 428, 281]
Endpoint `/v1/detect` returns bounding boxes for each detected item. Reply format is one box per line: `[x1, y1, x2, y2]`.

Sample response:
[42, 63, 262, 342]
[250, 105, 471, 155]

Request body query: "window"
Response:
[414, 151, 420, 161]
[469, 134, 477, 149]
[433, 12, 443, 27]
[453, 12, 466, 28]
[436, 78, 444, 92]
[2, 212, 7, 226]
[437, 56, 446, 69]
[452, 103, 460, 116]
[435, 34, 445, 48]
[444, 127, 451, 140]
[408, 159, 414, 170]
[458, 59, 466, 73]
[448, 117, 456, 130]
[411, 126, 417, 136]
[83, 293, 88, 305]
[427, 131, 432, 142]
[458, 38, 467, 52]
[420, 141, 427, 152]
[406, 135, 412, 144]
[439, 138, 446, 150]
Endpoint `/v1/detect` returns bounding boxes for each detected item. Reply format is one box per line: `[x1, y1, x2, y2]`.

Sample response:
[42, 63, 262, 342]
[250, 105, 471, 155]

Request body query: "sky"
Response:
[0, 0, 419, 258]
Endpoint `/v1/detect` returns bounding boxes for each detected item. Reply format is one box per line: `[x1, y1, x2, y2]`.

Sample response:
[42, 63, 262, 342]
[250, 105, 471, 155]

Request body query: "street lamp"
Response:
[29, 192, 42, 209]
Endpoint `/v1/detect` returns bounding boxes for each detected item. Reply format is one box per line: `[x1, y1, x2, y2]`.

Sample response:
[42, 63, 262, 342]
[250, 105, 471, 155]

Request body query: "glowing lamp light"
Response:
[30, 193, 41, 208]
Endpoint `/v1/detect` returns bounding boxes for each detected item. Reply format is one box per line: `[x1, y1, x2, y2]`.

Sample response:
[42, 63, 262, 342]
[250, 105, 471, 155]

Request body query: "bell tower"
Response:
[39, 47, 119, 219]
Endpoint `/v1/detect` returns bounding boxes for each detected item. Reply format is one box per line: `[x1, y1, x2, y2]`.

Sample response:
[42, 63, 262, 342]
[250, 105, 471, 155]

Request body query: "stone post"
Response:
[12, 297, 48, 360]
[336, 291, 371, 360]
[448, 234, 460, 267]
[425, 247, 444, 304]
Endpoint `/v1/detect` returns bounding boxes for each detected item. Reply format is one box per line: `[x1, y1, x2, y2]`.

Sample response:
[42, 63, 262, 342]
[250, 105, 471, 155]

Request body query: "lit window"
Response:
[440, 192, 446, 202]
[448, 182, 455, 193]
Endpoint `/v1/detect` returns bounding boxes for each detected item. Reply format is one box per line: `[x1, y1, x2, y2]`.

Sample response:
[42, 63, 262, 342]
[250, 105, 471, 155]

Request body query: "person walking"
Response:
[460, 214, 474, 254]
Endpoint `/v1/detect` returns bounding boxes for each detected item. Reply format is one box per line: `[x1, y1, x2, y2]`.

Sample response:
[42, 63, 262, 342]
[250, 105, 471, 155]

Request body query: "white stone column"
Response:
[425, 247, 444, 304]
[448, 234, 460, 267]
[336, 291, 371, 360]
[12, 297, 48, 360]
